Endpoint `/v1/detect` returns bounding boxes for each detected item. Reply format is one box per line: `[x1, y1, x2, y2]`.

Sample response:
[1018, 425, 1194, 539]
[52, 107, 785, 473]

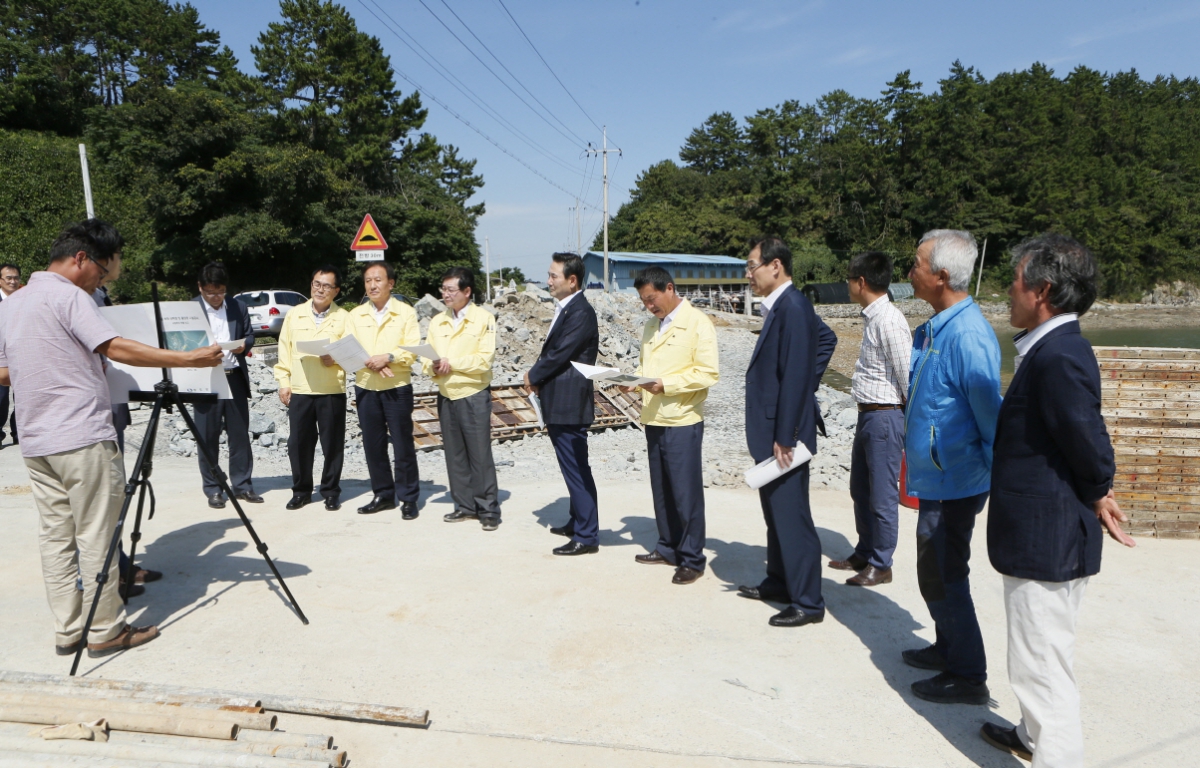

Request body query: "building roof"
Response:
[583, 251, 745, 266]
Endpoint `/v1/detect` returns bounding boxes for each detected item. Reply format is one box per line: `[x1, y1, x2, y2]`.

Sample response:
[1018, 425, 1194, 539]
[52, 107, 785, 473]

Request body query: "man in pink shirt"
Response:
[0, 220, 223, 658]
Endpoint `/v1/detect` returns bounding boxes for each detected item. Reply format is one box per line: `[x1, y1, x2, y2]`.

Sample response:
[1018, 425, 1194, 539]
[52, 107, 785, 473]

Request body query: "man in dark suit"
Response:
[981, 235, 1135, 766]
[526, 252, 601, 556]
[193, 261, 261, 508]
[737, 237, 837, 627]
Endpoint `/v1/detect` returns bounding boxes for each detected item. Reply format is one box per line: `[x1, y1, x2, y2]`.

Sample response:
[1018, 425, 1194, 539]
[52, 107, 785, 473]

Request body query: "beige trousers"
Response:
[25, 441, 127, 645]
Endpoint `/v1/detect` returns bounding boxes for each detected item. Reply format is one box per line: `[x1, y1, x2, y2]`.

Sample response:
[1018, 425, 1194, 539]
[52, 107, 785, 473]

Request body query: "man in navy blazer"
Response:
[737, 237, 837, 627]
[526, 252, 601, 556]
[980, 235, 1135, 766]
[193, 261, 260, 508]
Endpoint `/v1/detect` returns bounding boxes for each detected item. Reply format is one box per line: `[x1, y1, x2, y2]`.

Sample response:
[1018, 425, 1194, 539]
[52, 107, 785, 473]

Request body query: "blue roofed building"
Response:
[581, 251, 749, 292]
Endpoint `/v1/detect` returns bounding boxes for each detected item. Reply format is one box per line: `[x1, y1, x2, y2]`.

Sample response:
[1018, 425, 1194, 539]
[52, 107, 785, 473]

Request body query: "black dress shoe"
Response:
[357, 496, 395, 515]
[980, 722, 1032, 761]
[118, 582, 145, 600]
[324, 497, 341, 511]
[235, 491, 264, 503]
[737, 584, 789, 602]
[672, 566, 703, 584]
[444, 509, 478, 523]
[553, 541, 598, 556]
[56, 639, 84, 656]
[401, 501, 419, 520]
[902, 644, 949, 671]
[768, 607, 825, 627]
[286, 494, 310, 510]
[635, 550, 672, 565]
[481, 518, 500, 531]
[911, 672, 990, 705]
[549, 523, 574, 538]
[207, 494, 226, 509]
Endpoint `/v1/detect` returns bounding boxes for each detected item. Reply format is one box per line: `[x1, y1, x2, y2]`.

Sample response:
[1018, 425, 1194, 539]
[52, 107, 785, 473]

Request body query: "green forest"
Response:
[0, 0, 483, 301]
[601, 64, 1200, 298]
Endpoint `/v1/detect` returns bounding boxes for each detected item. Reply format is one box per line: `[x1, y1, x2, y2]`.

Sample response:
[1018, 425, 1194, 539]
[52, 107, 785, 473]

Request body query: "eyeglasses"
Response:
[85, 254, 110, 277]
[200, 287, 227, 299]
[744, 260, 766, 275]
[311, 281, 338, 292]
[440, 286, 462, 295]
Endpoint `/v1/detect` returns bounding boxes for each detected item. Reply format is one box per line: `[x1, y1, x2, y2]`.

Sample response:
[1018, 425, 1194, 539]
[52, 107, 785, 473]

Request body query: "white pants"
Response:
[1003, 575, 1089, 768]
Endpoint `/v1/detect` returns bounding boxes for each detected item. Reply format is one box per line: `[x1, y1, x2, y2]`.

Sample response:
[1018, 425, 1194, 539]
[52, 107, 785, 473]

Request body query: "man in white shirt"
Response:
[0, 263, 20, 448]
[193, 262, 261, 509]
[829, 252, 912, 587]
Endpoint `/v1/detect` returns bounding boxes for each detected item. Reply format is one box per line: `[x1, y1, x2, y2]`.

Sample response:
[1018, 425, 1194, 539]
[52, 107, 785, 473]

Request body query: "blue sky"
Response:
[194, 0, 1200, 277]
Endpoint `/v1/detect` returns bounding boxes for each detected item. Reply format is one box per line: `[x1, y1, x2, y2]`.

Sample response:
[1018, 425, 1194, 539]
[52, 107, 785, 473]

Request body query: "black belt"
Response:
[858, 403, 903, 412]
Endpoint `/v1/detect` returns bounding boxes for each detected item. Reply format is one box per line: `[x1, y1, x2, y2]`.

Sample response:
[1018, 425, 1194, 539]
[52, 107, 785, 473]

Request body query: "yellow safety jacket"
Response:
[426, 303, 496, 400]
[345, 298, 419, 390]
[273, 300, 350, 395]
[635, 299, 719, 427]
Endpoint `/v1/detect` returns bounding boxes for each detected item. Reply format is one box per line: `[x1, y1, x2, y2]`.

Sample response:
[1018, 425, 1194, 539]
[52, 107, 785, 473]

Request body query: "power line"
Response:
[355, 2, 594, 205]
[493, 0, 605, 137]
[437, 0, 590, 147]
[412, 0, 587, 149]
[360, 0, 586, 180]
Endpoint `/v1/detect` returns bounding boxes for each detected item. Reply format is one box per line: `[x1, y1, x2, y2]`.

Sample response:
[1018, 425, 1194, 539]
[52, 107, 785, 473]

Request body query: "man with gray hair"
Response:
[901, 229, 1002, 705]
[981, 234, 1135, 766]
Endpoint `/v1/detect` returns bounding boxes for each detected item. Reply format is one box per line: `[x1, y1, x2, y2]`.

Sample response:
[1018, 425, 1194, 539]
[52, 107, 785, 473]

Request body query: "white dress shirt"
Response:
[450, 305, 468, 329]
[759, 281, 792, 323]
[548, 289, 580, 336]
[656, 301, 683, 337]
[372, 301, 389, 325]
[203, 301, 239, 370]
[852, 295, 912, 405]
[1013, 313, 1078, 373]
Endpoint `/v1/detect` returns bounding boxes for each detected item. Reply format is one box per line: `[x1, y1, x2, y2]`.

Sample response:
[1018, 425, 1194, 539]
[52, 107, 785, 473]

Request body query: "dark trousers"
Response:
[646, 422, 706, 571]
[439, 389, 500, 521]
[193, 371, 254, 497]
[356, 385, 419, 504]
[548, 424, 599, 546]
[917, 493, 989, 682]
[849, 409, 904, 569]
[759, 464, 824, 615]
[288, 393, 346, 499]
[0, 384, 15, 443]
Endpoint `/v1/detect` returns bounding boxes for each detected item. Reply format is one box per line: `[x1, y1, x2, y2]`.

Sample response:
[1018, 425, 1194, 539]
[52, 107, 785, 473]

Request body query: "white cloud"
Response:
[1068, 5, 1200, 47]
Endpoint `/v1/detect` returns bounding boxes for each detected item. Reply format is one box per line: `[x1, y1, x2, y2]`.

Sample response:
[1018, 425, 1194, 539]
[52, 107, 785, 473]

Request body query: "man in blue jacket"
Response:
[980, 235, 1135, 766]
[737, 237, 837, 627]
[902, 230, 1002, 704]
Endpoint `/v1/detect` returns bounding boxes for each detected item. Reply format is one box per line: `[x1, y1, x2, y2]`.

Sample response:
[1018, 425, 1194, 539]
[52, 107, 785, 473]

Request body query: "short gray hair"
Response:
[1010, 233, 1097, 315]
[919, 229, 978, 292]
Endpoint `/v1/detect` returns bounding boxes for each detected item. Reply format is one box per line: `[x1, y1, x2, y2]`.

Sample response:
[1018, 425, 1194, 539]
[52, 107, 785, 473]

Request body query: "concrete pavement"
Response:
[0, 443, 1195, 767]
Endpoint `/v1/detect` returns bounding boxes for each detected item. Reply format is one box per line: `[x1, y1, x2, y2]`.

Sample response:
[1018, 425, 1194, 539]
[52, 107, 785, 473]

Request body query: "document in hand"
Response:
[323, 335, 371, 372]
[570, 361, 657, 387]
[295, 338, 331, 355]
[218, 341, 244, 351]
[744, 445, 815, 490]
[529, 392, 545, 429]
[400, 344, 440, 360]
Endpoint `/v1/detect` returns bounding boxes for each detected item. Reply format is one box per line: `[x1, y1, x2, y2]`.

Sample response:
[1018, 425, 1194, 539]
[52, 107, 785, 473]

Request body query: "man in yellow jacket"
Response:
[274, 265, 350, 512]
[629, 267, 719, 585]
[426, 267, 501, 531]
[345, 261, 421, 517]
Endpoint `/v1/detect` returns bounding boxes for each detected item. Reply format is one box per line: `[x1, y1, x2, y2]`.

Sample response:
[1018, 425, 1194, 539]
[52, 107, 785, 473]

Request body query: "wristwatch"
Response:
[387, 353, 395, 364]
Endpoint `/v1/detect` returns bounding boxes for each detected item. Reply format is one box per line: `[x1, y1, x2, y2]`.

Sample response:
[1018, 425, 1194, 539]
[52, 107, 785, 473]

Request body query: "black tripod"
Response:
[71, 286, 308, 675]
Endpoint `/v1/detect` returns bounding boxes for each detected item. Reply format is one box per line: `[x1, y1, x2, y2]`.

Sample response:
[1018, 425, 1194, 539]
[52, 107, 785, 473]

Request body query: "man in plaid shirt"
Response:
[829, 252, 912, 587]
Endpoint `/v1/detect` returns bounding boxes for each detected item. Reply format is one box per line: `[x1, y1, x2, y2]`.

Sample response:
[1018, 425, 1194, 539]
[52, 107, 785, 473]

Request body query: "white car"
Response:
[234, 289, 307, 338]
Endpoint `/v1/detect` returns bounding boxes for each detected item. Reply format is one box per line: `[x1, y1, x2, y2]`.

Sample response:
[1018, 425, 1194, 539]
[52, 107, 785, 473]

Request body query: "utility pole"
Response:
[586, 126, 621, 290]
[575, 197, 582, 255]
[79, 144, 95, 219]
[975, 237, 988, 297]
[485, 236, 491, 302]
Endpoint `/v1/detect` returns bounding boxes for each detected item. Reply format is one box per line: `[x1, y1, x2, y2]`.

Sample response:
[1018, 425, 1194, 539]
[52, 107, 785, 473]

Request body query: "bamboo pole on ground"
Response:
[0, 734, 331, 767]
[236, 730, 333, 749]
[0, 755, 206, 767]
[0, 671, 428, 727]
[0, 724, 345, 767]
[0, 692, 276, 731]
[0, 675, 260, 708]
[0, 706, 235, 739]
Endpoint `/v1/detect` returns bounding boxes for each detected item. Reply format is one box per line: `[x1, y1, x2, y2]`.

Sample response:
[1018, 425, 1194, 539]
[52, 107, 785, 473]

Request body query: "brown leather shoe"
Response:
[846, 565, 892, 587]
[828, 553, 868, 571]
[87, 624, 160, 658]
[635, 551, 673, 565]
[672, 566, 703, 584]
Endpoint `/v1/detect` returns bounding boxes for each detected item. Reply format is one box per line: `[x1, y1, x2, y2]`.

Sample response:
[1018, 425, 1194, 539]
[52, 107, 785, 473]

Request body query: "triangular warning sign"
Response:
[351, 213, 388, 251]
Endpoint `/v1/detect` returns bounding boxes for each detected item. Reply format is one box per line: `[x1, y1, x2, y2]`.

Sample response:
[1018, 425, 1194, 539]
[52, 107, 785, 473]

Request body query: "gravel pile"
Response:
[130, 288, 860, 493]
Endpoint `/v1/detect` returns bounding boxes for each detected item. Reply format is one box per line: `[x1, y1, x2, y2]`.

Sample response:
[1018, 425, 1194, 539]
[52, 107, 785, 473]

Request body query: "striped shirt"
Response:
[852, 295, 912, 406]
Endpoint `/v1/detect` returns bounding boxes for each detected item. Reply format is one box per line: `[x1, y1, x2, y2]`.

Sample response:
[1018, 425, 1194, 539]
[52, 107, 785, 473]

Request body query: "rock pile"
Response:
[1141, 281, 1200, 306]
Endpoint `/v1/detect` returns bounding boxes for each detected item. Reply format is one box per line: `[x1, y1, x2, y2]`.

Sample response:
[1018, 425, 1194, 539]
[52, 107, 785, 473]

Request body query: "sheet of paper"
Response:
[744, 445, 814, 490]
[295, 338, 331, 355]
[323, 334, 371, 372]
[400, 344, 441, 360]
[570, 361, 657, 387]
[100, 302, 232, 403]
[218, 340, 244, 351]
[529, 392, 545, 429]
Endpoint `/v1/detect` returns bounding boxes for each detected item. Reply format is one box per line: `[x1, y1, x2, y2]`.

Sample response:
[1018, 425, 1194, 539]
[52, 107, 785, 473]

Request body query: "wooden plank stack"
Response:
[1095, 346, 1200, 539]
